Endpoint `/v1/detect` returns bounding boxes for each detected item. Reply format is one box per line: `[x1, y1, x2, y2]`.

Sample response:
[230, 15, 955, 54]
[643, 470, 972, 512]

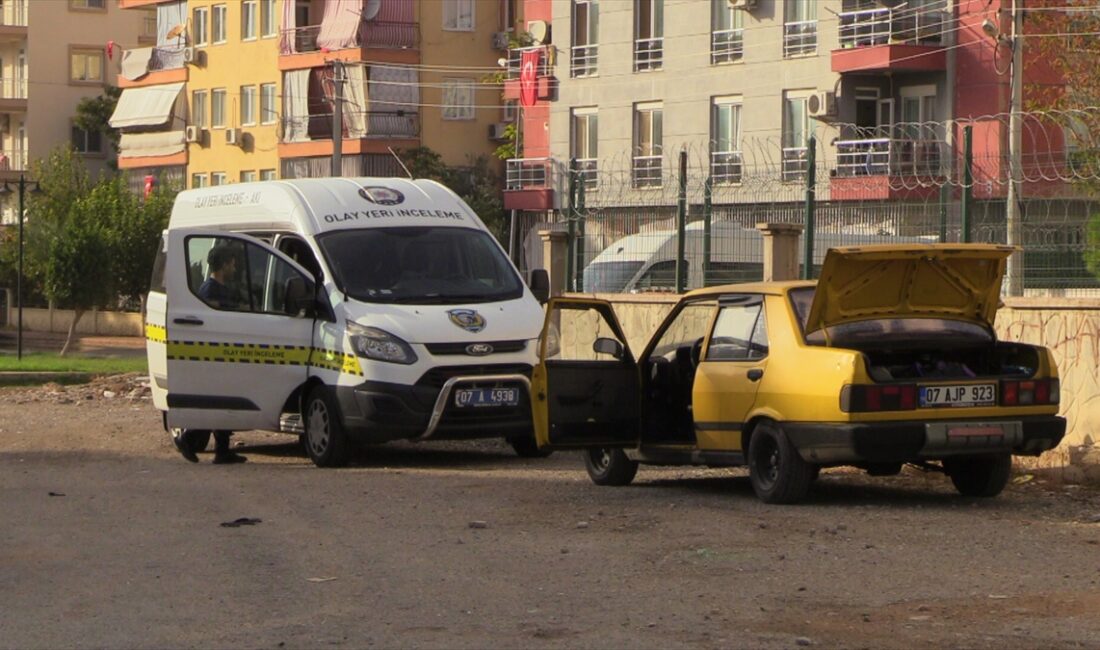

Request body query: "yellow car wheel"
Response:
[583, 448, 638, 486]
[944, 454, 1012, 498]
[747, 422, 815, 504]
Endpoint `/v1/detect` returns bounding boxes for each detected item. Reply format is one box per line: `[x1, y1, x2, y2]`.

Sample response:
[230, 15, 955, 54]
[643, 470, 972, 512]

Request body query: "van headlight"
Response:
[347, 322, 418, 365]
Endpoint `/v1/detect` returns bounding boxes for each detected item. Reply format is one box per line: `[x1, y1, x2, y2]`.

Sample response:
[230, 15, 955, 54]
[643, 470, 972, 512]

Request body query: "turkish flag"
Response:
[519, 49, 540, 108]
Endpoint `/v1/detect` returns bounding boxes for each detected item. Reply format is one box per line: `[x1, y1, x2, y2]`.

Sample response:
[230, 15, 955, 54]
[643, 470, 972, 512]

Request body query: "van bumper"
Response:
[782, 416, 1066, 465]
[334, 372, 534, 444]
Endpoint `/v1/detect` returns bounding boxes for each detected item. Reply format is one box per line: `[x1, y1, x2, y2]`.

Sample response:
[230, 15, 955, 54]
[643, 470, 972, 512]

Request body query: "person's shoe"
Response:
[172, 432, 199, 463]
[213, 451, 248, 465]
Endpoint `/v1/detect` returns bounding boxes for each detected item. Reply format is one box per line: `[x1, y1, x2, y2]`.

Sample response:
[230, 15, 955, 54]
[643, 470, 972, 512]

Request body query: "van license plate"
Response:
[454, 387, 519, 408]
[919, 384, 996, 408]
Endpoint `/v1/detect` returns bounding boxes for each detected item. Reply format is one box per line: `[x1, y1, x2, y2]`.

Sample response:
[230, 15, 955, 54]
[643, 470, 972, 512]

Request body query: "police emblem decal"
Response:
[359, 186, 405, 206]
[447, 309, 486, 333]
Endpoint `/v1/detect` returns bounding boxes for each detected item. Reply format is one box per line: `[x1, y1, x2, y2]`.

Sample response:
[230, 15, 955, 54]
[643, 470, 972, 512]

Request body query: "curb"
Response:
[0, 372, 95, 386]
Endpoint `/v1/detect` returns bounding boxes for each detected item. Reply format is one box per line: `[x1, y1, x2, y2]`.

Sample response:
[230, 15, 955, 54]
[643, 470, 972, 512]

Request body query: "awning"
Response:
[119, 130, 186, 158]
[109, 83, 185, 129]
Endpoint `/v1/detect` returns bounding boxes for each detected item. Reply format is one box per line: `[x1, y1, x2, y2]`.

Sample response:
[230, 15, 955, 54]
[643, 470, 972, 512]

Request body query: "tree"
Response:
[108, 179, 175, 314]
[44, 198, 113, 356]
[74, 86, 123, 154]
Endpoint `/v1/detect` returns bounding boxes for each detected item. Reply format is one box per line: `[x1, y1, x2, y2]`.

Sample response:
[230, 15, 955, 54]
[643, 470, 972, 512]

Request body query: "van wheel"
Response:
[304, 387, 351, 468]
[584, 448, 638, 486]
[508, 435, 553, 458]
[944, 454, 1012, 497]
[747, 422, 815, 504]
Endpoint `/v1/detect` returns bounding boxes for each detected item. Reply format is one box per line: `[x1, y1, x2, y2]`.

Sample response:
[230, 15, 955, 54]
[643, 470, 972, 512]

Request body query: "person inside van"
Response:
[198, 244, 240, 310]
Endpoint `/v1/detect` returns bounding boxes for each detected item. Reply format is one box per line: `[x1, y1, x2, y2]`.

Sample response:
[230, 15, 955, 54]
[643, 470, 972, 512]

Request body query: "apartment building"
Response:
[0, 0, 149, 223]
[504, 0, 1063, 211]
[115, 0, 509, 189]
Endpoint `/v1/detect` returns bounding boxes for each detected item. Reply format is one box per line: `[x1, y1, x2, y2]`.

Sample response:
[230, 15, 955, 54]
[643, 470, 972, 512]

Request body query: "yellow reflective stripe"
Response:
[158, 338, 364, 376]
[145, 323, 167, 344]
[309, 347, 363, 376]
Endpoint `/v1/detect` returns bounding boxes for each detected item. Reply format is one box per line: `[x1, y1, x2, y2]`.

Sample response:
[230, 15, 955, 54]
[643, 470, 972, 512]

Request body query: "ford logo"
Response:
[465, 343, 494, 356]
[447, 309, 486, 333]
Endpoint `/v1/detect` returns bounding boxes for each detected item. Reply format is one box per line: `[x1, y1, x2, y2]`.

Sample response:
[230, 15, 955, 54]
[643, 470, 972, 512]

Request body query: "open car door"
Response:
[531, 298, 640, 449]
[164, 228, 317, 432]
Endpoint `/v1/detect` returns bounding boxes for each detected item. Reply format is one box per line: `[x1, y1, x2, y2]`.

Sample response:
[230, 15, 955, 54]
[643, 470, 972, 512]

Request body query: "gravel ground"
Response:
[2, 375, 1100, 649]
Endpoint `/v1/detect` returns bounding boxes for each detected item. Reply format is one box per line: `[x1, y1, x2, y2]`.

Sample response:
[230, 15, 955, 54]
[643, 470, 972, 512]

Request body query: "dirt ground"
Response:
[2, 375, 1100, 649]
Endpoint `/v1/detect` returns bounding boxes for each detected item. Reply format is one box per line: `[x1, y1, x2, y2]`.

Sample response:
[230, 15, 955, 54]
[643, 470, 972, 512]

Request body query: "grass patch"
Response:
[0, 353, 147, 375]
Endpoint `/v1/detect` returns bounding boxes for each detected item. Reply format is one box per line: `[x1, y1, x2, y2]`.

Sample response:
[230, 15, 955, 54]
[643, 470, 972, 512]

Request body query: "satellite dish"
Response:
[528, 20, 548, 44]
[363, 0, 381, 21]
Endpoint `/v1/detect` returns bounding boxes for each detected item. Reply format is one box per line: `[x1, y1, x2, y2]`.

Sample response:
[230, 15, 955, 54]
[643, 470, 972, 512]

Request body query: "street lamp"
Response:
[0, 173, 40, 361]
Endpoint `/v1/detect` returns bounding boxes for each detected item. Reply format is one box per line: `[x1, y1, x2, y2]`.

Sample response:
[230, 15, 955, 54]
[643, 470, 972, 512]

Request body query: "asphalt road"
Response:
[2, 378, 1100, 649]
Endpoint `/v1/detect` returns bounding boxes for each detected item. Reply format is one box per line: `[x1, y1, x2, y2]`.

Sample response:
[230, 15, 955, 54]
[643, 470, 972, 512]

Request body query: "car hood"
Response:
[340, 295, 545, 344]
[804, 244, 1015, 334]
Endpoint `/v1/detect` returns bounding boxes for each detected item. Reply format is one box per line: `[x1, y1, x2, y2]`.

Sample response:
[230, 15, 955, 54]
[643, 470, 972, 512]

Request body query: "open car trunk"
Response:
[860, 342, 1041, 382]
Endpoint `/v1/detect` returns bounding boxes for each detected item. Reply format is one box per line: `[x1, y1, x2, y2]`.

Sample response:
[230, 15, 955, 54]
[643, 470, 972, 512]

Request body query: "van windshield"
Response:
[583, 261, 644, 293]
[317, 227, 524, 304]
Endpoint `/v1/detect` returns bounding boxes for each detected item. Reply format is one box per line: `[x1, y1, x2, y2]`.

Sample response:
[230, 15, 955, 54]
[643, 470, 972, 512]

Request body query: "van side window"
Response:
[707, 302, 767, 361]
[149, 234, 168, 293]
[635, 259, 687, 292]
[276, 235, 323, 280]
[185, 235, 309, 316]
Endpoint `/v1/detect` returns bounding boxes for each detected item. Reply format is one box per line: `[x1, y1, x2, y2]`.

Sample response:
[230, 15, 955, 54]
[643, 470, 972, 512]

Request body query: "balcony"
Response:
[632, 155, 662, 188]
[502, 46, 555, 102]
[783, 20, 817, 58]
[503, 157, 558, 211]
[832, 137, 945, 200]
[0, 0, 27, 30]
[278, 109, 420, 158]
[0, 149, 27, 175]
[711, 150, 743, 184]
[118, 46, 188, 88]
[633, 37, 663, 72]
[711, 28, 744, 65]
[573, 158, 597, 190]
[570, 44, 598, 78]
[782, 147, 808, 182]
[833, 4, 948, 73]
[0, 77, 27, 110]
[279, 21, 418, 69]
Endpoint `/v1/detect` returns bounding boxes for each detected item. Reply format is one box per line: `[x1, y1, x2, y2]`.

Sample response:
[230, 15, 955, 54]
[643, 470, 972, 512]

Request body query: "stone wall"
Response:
[4, 305, 143, 337]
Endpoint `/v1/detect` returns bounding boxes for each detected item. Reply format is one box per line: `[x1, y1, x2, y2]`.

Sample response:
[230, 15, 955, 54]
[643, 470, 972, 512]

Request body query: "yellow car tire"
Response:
[583, 448, 639, 486]
[747, 422, 816, 504]
[944, 454, 1012, 498]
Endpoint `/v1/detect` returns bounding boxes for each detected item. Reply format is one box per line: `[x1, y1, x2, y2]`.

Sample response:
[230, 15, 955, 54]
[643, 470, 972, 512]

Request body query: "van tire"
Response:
[508, 435, 553, 458]
[944, 454, 1012, 497]
[304, 386, 351, 468]
[583, 448, 638, 486]
[747, 422, 815, 504]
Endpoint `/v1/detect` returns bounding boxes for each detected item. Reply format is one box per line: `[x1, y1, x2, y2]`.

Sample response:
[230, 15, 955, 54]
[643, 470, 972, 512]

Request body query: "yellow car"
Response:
[530, 245, 1065, 503]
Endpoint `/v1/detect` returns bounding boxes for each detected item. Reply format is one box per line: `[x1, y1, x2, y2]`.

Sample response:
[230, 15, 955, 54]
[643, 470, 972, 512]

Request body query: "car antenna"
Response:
[388, 147, 413, 179]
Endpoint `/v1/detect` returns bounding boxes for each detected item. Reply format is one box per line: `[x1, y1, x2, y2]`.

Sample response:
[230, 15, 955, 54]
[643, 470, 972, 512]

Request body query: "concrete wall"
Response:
[6, 306, 143, 337]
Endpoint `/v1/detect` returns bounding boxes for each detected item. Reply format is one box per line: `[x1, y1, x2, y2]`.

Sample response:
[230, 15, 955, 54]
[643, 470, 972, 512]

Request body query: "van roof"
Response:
[169, 177, 487, 234]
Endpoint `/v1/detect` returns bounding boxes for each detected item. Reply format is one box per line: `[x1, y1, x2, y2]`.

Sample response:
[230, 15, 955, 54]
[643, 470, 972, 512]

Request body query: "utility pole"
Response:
[1005, 0, 1024, 295]
[331, 60, 344, 178]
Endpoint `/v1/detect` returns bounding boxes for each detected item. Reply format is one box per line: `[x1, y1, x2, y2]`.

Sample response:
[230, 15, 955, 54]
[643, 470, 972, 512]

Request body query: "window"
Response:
[442, 78, 475, 120]
[240, 85, 257, 126]
[545, 305, 628, 361]
[632, 102, 662, 188]
[443, 0, 474, 31]
[185, 235, 311, 315]
[502, 99, 518, 122]
[782, 92, 810, 181]
[898, 85, 941, 174]
[69, 0, 106, 10]
[211, 172, 228, 186]
[241, 1, 258, 40]
[211, 88, 226, 128]
[711, 0, 744, 64]
[706, 301, 767, 361]
[711, 97, 742, 183]
[635, 260, 684, 292]
[649, 300, 716, 360]
[571, 0, 599, 77]
[241, 170, 258, 183]
[260, 83, 277, 125]
[192, 89, 208, 128]
[71, 124, 102, 154]
[571, 108, 598, 188]
[192, 173, 209, 188]
[633, 0, 663, 71]
[212, 4, 227, 44]
[260, 169, 277, 181]
[69, 48, 103, 83]
[193, 6, 209, 46]
[783, 0, 817, 57]
[260, 0, 277, 37]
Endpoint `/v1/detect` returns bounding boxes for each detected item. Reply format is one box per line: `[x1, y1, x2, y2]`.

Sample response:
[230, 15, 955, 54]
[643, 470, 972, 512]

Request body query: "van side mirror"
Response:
[284, 275, 315, 317]
[593, 337, 624, 360]
[529, 269, 550, 304]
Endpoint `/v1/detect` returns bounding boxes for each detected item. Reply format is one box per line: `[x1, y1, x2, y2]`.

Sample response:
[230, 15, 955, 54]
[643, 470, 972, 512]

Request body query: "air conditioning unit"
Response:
[491, 31, 510, 50]
[488, 122, 510, 141]
[808, 90, 838, 119]
[225, 128, 242, 146]
[184, 125, 200, 143]
[729, 0, 758, 11]
[183, 46, 204, 66]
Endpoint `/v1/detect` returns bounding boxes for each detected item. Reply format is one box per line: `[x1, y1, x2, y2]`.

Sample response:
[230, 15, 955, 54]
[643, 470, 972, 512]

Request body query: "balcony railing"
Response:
[711, 28, 744, 65]
[506, 157, 556, 191]
[783, 20, 817, 57]
[711, 150, 743, 184]
[573, 157, 597, 189]
[0, 0, 27, 26]
[782, 146, 808, 181]
[507, 45, 553, 80]
[0, 149, 28, 172]
[838, 5, 948, 48]
[633, 37, 663, 72]
[571, 44, 598, 78]
[835, 138, 944, 177]
[150, 45, 186, 71]
[632, 155, 662, 188]
[281, 110, 420, 143]
[0, 77, 27, 100]
[279, 21, 418, 54]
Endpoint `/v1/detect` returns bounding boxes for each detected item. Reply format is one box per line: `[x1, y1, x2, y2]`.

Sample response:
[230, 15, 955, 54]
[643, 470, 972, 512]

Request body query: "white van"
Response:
[146, 178, 550, 467]
[582, 221, 935, 293]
